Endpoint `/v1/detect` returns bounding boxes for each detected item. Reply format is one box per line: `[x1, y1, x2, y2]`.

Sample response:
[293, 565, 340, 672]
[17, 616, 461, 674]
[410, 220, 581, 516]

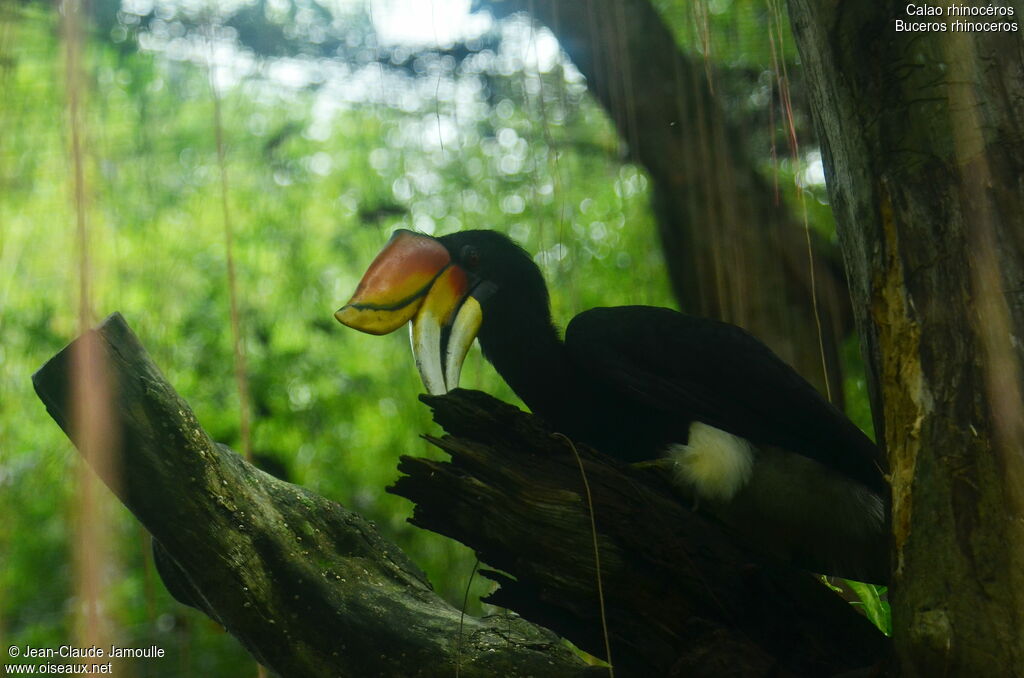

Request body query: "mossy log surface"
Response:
[33, 313, 888, 677]
[32, 313, 589, 678]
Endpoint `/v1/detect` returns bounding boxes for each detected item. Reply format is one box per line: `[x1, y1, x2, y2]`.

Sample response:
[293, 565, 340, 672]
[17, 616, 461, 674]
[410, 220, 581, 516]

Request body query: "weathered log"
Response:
[31, 313, 589, 678]
[395, 390, 889, 677]
[33, 313, 889, 677]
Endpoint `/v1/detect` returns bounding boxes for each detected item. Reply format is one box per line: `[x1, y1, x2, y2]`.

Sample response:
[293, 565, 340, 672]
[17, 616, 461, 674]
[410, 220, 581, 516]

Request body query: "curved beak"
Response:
[335, 229, 452, 334]
[335, 229, 484, 395]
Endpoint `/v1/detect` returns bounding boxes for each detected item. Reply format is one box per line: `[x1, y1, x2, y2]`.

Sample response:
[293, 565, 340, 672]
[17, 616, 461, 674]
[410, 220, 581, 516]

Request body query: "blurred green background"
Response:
[0, 0, 881, 674]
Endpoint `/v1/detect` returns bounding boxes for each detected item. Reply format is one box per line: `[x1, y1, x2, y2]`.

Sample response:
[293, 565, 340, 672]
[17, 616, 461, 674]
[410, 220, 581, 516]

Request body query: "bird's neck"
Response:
[477, 307, 574, 420]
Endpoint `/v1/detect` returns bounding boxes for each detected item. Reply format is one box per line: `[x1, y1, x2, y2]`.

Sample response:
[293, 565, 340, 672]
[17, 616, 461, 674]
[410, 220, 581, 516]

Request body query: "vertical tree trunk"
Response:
[485, 0, 852, 403]
[787, 2, 1024, 674]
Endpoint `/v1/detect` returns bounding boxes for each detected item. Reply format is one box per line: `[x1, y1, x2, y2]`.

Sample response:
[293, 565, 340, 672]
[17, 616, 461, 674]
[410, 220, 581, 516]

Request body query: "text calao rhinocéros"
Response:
[905, 3, 1016, 16]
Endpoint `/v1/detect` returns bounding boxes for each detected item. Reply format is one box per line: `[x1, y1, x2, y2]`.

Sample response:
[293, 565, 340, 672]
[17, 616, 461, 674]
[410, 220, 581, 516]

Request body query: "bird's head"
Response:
[335, 229, 549, 395]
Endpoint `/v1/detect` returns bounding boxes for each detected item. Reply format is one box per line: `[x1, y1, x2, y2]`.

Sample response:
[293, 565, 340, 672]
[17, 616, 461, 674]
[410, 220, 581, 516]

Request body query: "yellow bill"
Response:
[336, 229, 485, 395]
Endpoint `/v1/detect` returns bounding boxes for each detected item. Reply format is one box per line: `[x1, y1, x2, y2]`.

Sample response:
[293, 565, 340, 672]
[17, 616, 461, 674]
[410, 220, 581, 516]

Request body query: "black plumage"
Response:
[441, 231, 883, 479]
[439, 231, 889, 582]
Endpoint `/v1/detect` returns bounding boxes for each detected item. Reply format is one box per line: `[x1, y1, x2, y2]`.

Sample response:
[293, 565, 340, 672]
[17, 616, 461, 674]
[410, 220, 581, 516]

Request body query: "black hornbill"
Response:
[336, 229, 890, 583]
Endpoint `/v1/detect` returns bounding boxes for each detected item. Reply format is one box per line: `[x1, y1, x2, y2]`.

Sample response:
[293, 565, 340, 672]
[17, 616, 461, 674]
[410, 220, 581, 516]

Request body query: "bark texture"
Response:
[33, 314, 889, 677]
[785, 3, 1024, 675]
[486, 0, 852, 403]
[32, 313, 588, 678]
[397, 390, 889, 677]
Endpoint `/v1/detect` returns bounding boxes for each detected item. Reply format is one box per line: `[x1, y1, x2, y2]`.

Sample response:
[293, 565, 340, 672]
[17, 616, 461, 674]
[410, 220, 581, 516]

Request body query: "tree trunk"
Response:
[485, 0, 852, 404]
[786, 3, 1024, 675]
[33, 313, 888, 676]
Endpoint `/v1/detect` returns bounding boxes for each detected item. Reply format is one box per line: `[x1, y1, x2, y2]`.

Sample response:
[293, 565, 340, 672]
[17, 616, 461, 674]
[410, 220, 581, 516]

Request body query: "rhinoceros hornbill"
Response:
[336, 229, 890, 583]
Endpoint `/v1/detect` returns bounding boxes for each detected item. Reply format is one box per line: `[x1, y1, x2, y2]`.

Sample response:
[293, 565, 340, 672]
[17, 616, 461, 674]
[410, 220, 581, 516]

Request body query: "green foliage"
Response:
[1, 0, 885, 672]
[654, 0, 800, 66]
[846, 582, 892, 637]
[1, 3, 670, 672]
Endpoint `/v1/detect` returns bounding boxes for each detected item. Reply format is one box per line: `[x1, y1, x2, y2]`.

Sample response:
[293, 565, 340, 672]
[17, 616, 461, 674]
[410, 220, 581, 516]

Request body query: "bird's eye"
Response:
[461, 245, 480, 269]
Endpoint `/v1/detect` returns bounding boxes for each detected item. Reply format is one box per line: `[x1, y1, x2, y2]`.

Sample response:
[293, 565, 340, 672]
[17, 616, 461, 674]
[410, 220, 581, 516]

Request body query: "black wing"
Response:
[565, 306, 887, 494]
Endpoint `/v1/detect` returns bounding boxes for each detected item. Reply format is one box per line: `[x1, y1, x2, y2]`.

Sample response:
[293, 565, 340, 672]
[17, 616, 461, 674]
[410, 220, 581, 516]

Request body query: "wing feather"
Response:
[565, 306, 887, 493]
